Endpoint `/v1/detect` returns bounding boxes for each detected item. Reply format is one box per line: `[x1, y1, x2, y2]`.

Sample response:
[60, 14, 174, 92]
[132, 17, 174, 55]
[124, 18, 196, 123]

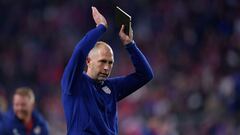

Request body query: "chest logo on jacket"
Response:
[12, 126, 41, 135]
[13, 128, 20, 135]
[33, 125, 41, 134]
[102, 86, 111, 94]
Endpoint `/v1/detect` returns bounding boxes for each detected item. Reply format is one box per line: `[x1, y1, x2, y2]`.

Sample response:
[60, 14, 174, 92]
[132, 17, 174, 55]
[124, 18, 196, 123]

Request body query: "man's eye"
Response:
[100, 60, 107, 63]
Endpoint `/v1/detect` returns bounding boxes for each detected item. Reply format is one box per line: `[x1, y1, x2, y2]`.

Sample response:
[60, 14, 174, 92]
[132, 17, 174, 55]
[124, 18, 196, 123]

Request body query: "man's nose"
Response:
[104, 64, 110, 70]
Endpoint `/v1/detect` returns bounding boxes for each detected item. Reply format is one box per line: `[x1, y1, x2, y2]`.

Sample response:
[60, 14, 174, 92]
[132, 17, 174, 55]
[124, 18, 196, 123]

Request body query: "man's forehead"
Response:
[98, 47, 113, 55]
[89, 44, 114, 59]
[13, 94, 32, 102]
[96, 53, 114, 62]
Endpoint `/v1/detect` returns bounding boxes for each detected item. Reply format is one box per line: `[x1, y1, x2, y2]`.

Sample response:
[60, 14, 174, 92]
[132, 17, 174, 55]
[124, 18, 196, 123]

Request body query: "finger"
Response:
[92, 7, 99, 17]
[92, 7, 96, 18]
[129, 27, 133, 39]
[92, 6, 101, 15]
[92, 7, 101, 21]
[91, 6, 96, 14]
[92, 6, 96, 12]
[121, 25, 124, 31]
[119, 25, 125, 35]
[119, 27, 123, 36]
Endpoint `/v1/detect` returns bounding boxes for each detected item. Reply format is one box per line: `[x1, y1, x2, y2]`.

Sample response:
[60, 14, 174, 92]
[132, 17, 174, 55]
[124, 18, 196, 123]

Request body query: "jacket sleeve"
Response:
[0, 112, 10, 135]
[0, 120, 4, 135]
[41, 121, 49, 135]
[61, 25, 106, 94]
[109, 42, 153, 101]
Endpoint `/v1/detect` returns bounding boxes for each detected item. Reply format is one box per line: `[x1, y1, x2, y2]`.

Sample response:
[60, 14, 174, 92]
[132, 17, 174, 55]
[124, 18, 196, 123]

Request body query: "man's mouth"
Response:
[99, 73, 108, 77]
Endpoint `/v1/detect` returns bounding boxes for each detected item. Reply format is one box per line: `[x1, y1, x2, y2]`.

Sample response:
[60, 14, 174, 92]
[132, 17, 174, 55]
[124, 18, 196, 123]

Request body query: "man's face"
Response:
[13, 94, 34, 121]
[87, 45, 114, 82]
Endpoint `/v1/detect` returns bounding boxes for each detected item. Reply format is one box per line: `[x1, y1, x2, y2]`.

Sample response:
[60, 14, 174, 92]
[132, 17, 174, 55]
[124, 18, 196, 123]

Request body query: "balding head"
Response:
[88, 41, 113, 59]
[86, 41, 114, 83]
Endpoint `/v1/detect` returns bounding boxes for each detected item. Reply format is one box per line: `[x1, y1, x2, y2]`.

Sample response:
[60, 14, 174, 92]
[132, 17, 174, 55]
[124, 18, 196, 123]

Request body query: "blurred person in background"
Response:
[0, 90, 8, 133]
[0, 87, 49, 135]
[61, 6, 153, 135]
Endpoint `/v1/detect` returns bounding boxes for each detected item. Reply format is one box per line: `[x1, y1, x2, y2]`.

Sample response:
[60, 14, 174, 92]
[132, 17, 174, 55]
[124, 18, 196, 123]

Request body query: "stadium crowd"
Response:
[0, 0, 240, 134]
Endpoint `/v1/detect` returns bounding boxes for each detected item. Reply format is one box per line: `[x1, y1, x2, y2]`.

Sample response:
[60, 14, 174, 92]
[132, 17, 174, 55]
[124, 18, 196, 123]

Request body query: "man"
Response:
[0, 87, 49, 135]
[61, 7, 153, 135]
[0, 93, 6, 128]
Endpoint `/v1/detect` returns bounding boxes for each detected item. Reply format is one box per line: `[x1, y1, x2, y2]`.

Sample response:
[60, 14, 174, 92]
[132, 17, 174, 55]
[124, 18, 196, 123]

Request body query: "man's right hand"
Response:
[92, 6, 107, 28]
[119, 25, 133, 45]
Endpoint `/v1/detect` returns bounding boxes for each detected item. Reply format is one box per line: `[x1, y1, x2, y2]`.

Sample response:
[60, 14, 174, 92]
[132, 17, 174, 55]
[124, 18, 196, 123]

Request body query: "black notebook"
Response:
[115, 6, 131, 35]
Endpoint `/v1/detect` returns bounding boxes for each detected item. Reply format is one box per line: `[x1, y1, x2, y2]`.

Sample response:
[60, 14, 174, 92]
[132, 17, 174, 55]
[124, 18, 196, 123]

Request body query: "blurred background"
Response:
[0, 0, 240, 134]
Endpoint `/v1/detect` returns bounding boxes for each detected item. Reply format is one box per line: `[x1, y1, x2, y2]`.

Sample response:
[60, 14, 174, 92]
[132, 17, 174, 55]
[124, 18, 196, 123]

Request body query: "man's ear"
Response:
[86, 57, 90, 65]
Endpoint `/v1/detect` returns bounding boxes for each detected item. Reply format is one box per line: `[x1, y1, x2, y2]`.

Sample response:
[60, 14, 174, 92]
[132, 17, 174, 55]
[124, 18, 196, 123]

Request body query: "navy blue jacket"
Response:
[0, 111, 3, 132]
[0, 110, 49, 135]
[61, 24, 153, 135]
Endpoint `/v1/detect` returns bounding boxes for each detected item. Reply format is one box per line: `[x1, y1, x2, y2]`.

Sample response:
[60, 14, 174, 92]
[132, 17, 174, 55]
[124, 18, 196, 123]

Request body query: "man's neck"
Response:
[86, 72, 104, 84]
[24, 115, 33, 134]
[86, 71, 94, 79]
[23, 115, 32, 125]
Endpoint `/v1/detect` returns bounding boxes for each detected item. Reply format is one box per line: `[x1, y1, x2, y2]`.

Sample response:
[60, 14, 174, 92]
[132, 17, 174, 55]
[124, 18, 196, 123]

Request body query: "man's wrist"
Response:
[123, 40, 134, 46]
[97, 24, 107, 32]
[125, 40, 135, 48]
[96, 23, 107, 29]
